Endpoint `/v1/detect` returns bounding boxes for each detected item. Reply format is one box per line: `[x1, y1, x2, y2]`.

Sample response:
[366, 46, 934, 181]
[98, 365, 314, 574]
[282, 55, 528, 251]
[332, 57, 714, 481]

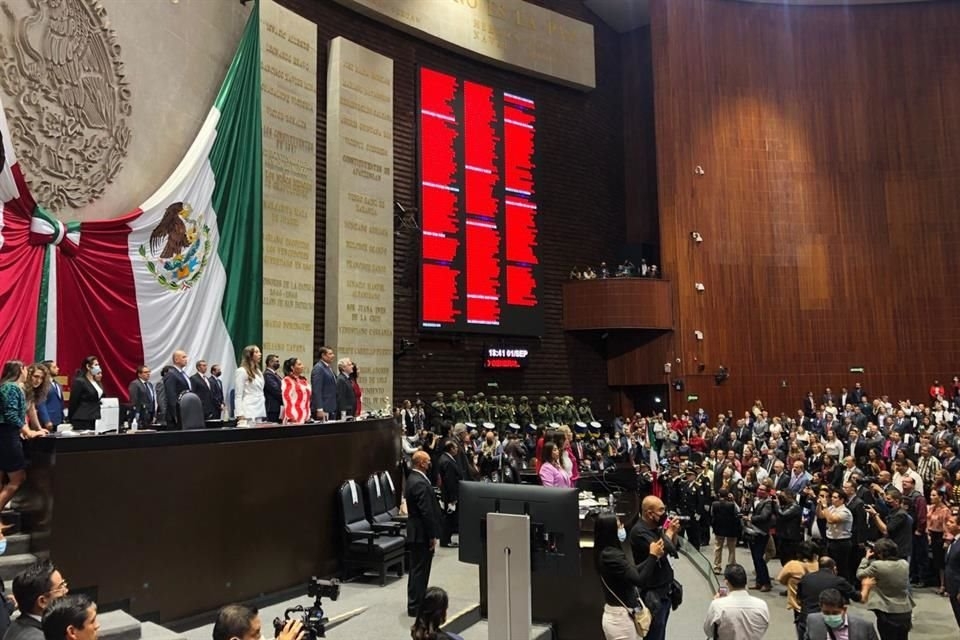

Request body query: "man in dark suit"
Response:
[263, 354, 283, 423]
[209, 364, 225, 419]
[945, 514, 960, 629]
[803, 588, 878, 640]
[710, 489, 741, 574]
[127, 365, 156, 425]
[335, 358, 357, 419]
[189, 361, 217, 420]
[40, 361, 64, 430]
[796, 558, 862, 639]
[437, 440, 464, 548]
[405, 451, 442, 617]
[8, 559, 69, 640]
[310, 346, 337, 420]
[163, 350, 191, 430]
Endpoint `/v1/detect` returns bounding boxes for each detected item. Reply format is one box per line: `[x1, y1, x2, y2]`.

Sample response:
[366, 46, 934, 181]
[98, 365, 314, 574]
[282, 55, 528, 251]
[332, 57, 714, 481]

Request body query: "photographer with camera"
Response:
[213, 605, 304, 640]
[865, 488, 912, 562]
[819, 489, 855, 582]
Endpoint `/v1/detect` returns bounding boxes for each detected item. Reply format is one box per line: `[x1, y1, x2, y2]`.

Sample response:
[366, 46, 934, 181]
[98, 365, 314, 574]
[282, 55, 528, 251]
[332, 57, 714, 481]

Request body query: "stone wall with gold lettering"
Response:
[260, 0, 318, 364]
[325, 37, 394, 412]
[331, 0, 595, 89]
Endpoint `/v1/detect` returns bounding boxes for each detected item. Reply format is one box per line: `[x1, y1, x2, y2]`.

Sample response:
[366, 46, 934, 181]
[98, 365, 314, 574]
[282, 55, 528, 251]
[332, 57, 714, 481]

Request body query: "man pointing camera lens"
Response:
[213, 605, 304, 640]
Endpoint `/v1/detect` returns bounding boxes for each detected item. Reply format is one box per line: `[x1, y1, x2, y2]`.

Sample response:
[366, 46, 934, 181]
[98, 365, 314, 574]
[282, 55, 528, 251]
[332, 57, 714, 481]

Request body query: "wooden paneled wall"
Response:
[563, 279, 674, 330]
[275, 0, 627, 411]
[649, 0, 960, 415]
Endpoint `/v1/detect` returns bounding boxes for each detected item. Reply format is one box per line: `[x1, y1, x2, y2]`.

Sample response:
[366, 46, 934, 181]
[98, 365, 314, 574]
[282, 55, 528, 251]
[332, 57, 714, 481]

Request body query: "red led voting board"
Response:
[418, 67, 543, 336]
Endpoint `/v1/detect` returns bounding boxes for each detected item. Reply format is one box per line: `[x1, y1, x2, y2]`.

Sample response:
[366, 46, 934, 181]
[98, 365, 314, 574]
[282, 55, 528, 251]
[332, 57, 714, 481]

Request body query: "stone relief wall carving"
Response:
[0, 0, 130, 212]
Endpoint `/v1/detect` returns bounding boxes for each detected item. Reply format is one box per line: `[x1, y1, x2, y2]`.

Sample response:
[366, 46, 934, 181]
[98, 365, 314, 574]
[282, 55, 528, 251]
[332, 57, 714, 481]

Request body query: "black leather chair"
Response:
[337, 480, 405, 585]
[365, 472, 405, 527]
[178, 392, 205, 430]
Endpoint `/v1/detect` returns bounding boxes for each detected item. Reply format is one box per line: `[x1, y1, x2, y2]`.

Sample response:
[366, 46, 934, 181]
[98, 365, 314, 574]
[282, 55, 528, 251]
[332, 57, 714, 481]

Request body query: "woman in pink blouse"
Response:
[927, 490, 952, 595]
[538, 441, 572, 488]
[281, 357, 311, 424]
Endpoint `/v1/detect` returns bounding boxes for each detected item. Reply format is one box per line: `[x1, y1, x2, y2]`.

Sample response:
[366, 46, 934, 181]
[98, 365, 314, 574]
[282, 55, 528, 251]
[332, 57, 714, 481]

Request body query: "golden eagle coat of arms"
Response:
[138, 201, 211, 292]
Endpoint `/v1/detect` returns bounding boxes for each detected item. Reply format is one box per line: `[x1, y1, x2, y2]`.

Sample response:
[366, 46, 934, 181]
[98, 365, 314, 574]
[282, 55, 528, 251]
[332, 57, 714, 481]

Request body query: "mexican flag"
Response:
[0, 6, 263, 400]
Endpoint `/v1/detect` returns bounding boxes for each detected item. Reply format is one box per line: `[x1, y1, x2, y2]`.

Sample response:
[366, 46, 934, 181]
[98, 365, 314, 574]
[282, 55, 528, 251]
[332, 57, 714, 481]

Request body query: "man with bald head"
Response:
[163, 350, 191, 430]
[629, 495, 680, 640]
[404, 450, 441, 616]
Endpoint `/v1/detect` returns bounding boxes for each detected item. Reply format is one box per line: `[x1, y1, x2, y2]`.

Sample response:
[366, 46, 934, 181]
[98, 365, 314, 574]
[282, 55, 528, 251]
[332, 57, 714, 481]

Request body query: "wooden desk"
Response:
[23, 419, 399, 622]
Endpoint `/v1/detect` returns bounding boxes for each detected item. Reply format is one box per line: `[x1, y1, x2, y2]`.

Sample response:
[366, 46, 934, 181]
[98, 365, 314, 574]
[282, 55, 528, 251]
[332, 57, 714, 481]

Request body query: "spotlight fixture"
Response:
[672, 379, 685, 392]
[694, 282, 705, 292]
[691, 231, 703, 243]
[694, 165, 705, 176]
[694, 330, 704, 340]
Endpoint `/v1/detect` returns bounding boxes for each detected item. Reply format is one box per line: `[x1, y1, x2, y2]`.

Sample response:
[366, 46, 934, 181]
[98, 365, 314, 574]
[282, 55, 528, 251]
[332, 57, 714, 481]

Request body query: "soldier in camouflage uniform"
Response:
[451, 390, 472, 423]
[578, 397, 596, 423]
[517, 396, 533, 426]
[430, 392, 449, 431]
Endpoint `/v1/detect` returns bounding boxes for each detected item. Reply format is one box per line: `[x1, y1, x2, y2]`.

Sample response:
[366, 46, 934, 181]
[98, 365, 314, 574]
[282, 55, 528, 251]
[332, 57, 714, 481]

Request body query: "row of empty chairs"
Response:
[337, 470, 407, 585]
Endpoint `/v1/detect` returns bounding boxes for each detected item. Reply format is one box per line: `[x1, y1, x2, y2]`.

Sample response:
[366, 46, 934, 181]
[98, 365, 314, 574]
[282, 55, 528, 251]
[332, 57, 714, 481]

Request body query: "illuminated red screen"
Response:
[419, 68, 542, 335]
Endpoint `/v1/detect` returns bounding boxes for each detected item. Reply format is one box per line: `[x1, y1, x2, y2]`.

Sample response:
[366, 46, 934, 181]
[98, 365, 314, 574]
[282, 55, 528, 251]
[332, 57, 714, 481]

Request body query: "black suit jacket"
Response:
[710, 500, 741, 538]
[190, 374, 216, 419]
[437, 452, 464, 504]
[264, 369, 283, 418]
[797, 569, 861, 617]
[776, 502, 803, 541]
[847, 495, 868, 545]
[335, 373, 356, 417]
[210, 376, 224, 413]
[163, 369, 191, 428]
[68, 377, 101, 422]
[945, 539, 960, 595]
[127, 378, 156, 424]
[404, 470, 442, 544]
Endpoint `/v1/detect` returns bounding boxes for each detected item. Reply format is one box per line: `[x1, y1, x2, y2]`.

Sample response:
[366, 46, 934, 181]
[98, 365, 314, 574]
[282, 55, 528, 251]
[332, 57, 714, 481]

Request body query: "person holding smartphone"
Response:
[701, 564, 769, 640]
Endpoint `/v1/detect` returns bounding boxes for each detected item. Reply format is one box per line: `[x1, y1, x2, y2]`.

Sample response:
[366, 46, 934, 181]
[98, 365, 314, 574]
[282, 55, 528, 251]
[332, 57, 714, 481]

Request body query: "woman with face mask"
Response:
[69, 355, 104, 432]
[595, 512, 661, 640]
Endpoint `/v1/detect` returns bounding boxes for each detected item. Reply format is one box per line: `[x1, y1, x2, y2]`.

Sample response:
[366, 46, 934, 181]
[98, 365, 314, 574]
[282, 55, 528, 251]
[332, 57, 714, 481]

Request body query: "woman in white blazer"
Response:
[234, 345, 266, 422]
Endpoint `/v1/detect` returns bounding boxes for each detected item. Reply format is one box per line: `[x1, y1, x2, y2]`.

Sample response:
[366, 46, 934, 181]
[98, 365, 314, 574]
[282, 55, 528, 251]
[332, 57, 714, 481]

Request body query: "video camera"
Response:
[272, 577, 340, 640]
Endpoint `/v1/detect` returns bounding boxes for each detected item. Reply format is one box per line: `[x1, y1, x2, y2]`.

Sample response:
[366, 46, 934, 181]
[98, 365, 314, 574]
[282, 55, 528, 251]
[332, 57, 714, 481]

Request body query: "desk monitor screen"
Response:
[458, 481, 580, 576]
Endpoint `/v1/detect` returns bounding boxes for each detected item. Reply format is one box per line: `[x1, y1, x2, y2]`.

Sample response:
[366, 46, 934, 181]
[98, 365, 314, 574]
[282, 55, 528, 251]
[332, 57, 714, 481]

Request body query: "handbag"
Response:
[600, 574, 652, 638]
[669, 578, 683, 610]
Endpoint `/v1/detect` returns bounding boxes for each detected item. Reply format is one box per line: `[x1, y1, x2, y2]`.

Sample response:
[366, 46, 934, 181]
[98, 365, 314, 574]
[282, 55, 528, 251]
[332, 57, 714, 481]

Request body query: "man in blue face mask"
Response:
[804, 588, 878, 640]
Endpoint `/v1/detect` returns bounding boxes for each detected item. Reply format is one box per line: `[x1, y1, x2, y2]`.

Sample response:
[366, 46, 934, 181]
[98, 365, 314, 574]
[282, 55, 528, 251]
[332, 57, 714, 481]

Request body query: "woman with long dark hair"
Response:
[69, 355, 103, 431]
[410, 586, 463, 640]
[280, 357, 311, 424]
[595, 512, 660, 640]
[538, 441, 571, 488]
[0, 361, 29, 512]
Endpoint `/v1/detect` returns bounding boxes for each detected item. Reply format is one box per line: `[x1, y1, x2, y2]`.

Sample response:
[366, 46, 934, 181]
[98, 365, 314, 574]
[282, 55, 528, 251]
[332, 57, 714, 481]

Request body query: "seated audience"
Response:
[40, 595, 97, 640]
[7, 560, 69, 640]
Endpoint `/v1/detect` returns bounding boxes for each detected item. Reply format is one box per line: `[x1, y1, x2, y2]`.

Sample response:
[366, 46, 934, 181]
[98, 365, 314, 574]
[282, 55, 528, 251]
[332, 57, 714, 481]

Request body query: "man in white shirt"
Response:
[702, 563, 769, 640]
[891, 459, 924, 496]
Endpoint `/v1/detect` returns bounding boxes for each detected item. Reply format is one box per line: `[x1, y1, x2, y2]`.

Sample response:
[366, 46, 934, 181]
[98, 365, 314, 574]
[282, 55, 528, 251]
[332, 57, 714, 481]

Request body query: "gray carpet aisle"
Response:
[180, 547, 959, 640]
